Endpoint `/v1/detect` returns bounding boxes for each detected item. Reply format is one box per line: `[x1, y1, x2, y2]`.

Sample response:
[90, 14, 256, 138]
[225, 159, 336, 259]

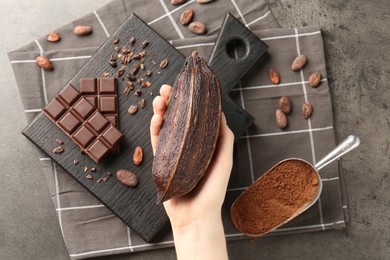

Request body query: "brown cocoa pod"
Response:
[171, 0, 186, 5]
[302, 102, 313, 119]
[308, 72, 321, 88]
[133, 146, 143, 165]
[291, 54, 307, 71]
[152, 51, 222, 203]
[180, 9, 194, 25]
[279, 96, 291, 114]
[269, 68, 280, 84]
[189, 22, 207, 35]
[116, 169, 138, 187]
[73, 25, 92, 36]
[36, 56, 53, 70]
[276, 109, 288, 129]
[47, 32, 61, 42]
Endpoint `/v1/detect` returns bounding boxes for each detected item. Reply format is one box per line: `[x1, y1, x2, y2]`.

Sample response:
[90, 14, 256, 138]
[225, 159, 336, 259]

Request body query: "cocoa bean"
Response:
[308, 72, 321, 88]
[129, 36, 136, 45]
[171, 0, 186, 5]
[269, 68, 280, 84]
[180, 9, 194, 25]
[141, 40, 149, 49]
[131, 64, 140, 75]
[189, 22, 207, 35]
[302, 102, 313, 119]
[73, 25, 92, 36]
[53, 146, 64, 154]
[139, 99, 146, 109]
[133, 146, 143, 165]
[36, 56, 53, 70]
[275, 109, 288, 129]
[291, 54, 307, 71]
[133, 89, 142, 97]
[46, 32, 61, 42]
[141, 81, 151, 88]
[116, 169, 138, 187]
[145, 70, 153, 77]
[160, 59, 169, 69]
[128, 105, 138, 115]
[279, 96, 291, 114]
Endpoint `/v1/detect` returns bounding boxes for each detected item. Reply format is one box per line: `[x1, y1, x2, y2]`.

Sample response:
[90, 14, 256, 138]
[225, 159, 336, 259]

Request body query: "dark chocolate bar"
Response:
[80, 78, 120, 153]
[43, 83, 124, 163]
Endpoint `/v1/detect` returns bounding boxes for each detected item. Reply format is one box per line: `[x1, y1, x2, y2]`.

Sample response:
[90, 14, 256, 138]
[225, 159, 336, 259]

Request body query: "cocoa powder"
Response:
[231, 160, 319, 236]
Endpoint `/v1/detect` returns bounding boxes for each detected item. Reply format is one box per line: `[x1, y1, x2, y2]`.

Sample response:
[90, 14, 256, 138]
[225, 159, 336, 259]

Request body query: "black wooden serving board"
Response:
[23, 13, 267, 242]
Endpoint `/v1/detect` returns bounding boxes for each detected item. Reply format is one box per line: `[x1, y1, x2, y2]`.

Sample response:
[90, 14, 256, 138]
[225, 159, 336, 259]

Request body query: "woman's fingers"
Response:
[150, 84, 173, 154]
[152, 95, 167, 116]
[150, 113, 164, 154]
[160, 84, 173, 105]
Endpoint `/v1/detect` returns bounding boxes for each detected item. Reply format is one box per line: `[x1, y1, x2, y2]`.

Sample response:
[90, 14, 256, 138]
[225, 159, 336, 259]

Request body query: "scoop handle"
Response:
[314, 135, 360, 171]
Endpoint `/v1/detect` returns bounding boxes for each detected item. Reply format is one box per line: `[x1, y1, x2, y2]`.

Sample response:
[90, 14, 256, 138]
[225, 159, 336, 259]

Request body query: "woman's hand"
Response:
[150, 84, 234, 260]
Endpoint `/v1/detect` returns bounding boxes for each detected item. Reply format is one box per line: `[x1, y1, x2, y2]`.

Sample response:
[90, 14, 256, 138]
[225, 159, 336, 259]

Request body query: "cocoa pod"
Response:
[152, 51, 222, 203]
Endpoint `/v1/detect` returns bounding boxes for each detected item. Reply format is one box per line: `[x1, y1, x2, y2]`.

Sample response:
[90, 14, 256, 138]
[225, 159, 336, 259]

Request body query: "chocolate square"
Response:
[99, 78, 116, 93]
[80, 78, 97, 94]
[87, 112, 109, 133]
[86, 139, 110, 163]
[73, 126, 96, 148]
[101, 125, 123, 146]
[99, 96, 117, 113]
[43, 98, 66, 120]
[58, 112, 81, 134]
[58, 84, 81, 107]
[73, 98, 95, 120]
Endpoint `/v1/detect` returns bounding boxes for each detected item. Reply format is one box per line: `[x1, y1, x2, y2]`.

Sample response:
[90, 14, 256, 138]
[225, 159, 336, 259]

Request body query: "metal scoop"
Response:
[230, 135, 360, 237]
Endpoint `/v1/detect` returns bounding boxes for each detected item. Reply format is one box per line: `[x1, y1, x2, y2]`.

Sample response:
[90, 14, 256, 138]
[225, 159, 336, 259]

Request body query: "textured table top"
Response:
[1, 0, 389, 259]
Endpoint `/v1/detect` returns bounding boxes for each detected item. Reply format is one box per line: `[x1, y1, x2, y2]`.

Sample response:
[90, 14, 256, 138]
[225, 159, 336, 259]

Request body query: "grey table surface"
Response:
[1, 0, 389, 259]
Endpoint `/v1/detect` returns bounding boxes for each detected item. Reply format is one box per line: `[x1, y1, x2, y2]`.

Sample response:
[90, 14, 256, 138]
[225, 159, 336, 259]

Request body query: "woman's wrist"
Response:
[171, 213, 228, 260]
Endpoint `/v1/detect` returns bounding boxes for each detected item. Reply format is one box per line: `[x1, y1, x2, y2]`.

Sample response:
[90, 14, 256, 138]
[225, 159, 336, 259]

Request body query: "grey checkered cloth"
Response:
[8, 0, 348, 259]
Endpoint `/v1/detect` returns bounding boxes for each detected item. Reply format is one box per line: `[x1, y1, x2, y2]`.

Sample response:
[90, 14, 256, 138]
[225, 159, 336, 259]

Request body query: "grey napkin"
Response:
[8, 0, 348, 259]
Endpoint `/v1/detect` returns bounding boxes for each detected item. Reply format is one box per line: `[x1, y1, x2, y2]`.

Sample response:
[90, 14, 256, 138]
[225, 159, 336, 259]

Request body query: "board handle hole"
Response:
[226, 39, 248, 60]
